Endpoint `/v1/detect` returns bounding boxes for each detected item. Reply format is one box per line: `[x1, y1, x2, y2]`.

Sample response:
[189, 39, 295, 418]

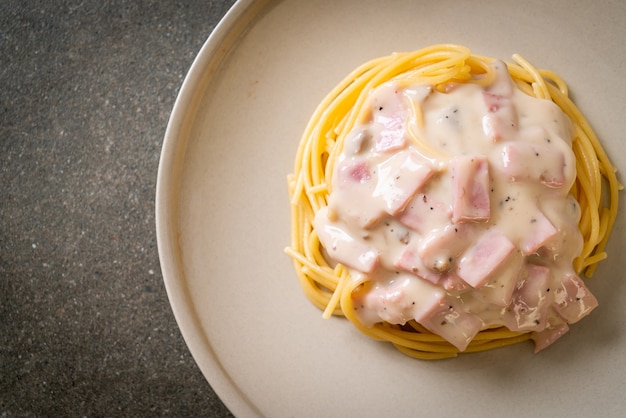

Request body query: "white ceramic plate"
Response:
[156, 1, 626, 416]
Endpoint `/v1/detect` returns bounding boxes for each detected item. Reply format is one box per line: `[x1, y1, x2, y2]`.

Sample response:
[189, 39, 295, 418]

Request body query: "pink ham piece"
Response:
[475, 251, 523, 307]
[372, 83, 409, 152]
[552, 273, 598, 323]
[314, 207, 380, 273]
[451, 155, 491, 223]
[481, 93, 518, 142]
[377, 114, 407, 152]
[457, 227, 515, 288]
[363, 276, 446, 325]
[395, 243, 442, 285]
[519, 210, 558, 255]
[530, 323, 570, 353]
[333, 159, 382, 228]
[499, 141, 567, 188]
[419, 298, 483, 351]
[337, 158, 371, 185]
[397, 193, 451, 235]
[440, 272, 470, 292]
[418, 223, 476, 274]
[505, 264, 551, 332]
[396, 233, 473, 293]
[481, 61, 518, 142]
[374, 150, 434, 215]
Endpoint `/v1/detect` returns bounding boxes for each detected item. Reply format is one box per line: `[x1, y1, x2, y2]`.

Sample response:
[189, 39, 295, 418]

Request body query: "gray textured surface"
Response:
[1, 0, 236, 415]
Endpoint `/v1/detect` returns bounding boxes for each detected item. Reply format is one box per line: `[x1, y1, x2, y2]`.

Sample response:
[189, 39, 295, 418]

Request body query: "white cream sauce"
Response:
[315, 61, 598, 352]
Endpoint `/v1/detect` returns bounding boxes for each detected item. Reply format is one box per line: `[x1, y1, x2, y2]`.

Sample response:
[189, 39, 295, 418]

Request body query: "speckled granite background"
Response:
[1, 1, 236, 415]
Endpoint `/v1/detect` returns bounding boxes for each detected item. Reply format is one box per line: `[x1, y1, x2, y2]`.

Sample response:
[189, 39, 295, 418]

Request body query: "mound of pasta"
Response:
[285, 44, 620, 359]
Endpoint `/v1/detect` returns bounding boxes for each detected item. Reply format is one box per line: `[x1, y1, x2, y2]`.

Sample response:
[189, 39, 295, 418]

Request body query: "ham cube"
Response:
[374, 150, 434, 215]
[553, 273, 598, 323]
[314, 207, 380, 273]
[457, 227, 515, 288]
[451, 155, 491, 223]
[364, 276, 445, 325]
[504, 264, 551, 332]
[372, 83, 409, 152]
[337, 158, 371, 185]
[397, 193, 451, 235]
[499, 142, 566, 188]
[475, 250, 523, 307]
[402, 277, 447, 323]
[440, 272, 470, 292]
[481, 62, 517, 142]
[481, 95, 518, 142]
[366, 279, 414, 325]
[377, 114, 407, 152]
[333, 159, 383, 228]
[395, 243, 441, 285]
[418, 223, 476, 274]
[530, 323, 570, 353]
[420, 298, 483, 351]
[519, 210, 558, 255]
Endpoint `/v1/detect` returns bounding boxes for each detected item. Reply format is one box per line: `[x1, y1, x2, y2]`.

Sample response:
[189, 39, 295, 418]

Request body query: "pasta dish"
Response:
[285, 44, 620, 359]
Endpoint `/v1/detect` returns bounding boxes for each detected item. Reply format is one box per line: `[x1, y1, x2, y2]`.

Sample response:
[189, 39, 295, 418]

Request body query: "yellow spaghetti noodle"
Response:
[285, 44, 621, 359]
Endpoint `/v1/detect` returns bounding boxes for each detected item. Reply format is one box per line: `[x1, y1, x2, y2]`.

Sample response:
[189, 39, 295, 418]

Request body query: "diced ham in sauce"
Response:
[315, 61, 596, 354]
[450, 155, 491, 223]
[457, 227, 516, 288]
[504, 264, 552, 332]
[374, 149, 434, 215]
[481, 61, 518, 142]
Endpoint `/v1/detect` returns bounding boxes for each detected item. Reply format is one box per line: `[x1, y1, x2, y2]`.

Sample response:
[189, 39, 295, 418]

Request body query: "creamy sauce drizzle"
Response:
[315, 61, 598, 352]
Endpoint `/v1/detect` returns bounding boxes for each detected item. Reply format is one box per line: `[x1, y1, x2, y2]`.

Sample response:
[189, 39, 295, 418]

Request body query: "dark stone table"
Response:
[1, 1, 236, 416]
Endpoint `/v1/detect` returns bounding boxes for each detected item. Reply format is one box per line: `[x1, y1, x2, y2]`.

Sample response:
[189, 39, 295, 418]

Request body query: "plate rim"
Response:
[155, 1, 269, 416]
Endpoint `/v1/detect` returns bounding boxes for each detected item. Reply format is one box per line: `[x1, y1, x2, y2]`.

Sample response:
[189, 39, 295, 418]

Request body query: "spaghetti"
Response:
[285, 44, 620, 359]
